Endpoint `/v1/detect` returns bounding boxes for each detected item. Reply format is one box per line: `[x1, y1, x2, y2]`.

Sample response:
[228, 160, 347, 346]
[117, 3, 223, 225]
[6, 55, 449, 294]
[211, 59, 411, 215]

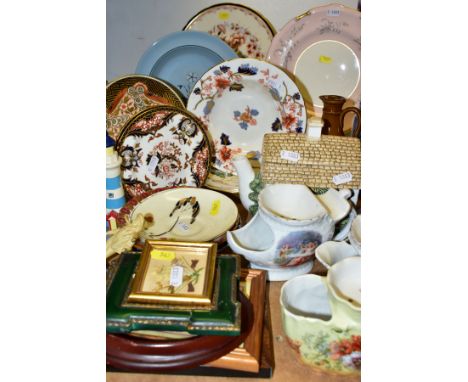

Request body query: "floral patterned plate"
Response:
[136, 31, 237, 99]
[116, 105, 212, 198]
[184, 3, 275, 59]
[187, 58, 306, 176]
[106, 75, 185, 141]
[117, 187, 239, 243]
[267, 4, 360, 130]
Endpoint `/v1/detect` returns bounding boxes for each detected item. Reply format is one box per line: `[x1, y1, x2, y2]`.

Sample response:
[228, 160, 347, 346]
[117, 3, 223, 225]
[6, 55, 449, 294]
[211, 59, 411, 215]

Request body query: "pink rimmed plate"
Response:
[187, 58, 305, 176]
[116, 106, 212, 199]
[267, 3, 360, 127]
[184, 3, 275, 60]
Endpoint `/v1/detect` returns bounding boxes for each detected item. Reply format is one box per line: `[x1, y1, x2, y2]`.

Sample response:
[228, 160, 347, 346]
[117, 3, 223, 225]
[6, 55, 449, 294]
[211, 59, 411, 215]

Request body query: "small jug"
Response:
[319, 95, 361, 137]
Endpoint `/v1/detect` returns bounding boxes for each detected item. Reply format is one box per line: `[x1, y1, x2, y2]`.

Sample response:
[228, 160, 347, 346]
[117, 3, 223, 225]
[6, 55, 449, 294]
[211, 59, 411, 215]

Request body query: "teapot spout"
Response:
[232, 155, 256, 213]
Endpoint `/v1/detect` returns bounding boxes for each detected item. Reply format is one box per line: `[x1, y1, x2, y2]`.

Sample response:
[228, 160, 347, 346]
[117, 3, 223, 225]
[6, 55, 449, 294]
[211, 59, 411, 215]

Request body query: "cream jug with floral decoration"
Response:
[280, 257, 361, 375]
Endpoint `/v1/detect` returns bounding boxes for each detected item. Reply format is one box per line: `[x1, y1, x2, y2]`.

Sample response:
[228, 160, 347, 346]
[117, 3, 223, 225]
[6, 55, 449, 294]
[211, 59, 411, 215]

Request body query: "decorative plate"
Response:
[115, 105, 212, 199]
[267, 4, 360, 121]
[187, 58, 306, 175]
[136, 31, 237, 99]
[117, 187, 239, 243]
[204, 167, 239, 194]
[184, 3, 275, 59]
[106, 75, 185, 141]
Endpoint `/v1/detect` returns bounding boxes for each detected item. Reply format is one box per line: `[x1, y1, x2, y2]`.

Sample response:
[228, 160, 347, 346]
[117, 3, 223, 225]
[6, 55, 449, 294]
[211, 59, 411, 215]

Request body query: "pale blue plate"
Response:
[136, 31, 237, 99]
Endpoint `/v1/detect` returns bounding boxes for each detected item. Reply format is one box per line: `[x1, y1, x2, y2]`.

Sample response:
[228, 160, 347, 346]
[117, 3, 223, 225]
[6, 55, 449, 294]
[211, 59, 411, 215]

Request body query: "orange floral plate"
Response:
[187, 58, 305, 176]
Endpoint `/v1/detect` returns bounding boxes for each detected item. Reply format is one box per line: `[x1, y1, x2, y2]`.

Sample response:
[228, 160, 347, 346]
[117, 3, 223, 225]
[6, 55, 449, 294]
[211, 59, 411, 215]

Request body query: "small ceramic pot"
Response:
[280, 257, 361, 375]
[315, 241, 359, 269]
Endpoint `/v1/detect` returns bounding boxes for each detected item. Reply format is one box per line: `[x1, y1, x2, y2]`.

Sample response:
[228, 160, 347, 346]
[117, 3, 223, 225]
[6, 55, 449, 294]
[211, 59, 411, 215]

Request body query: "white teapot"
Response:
[227, 156, 352, 281]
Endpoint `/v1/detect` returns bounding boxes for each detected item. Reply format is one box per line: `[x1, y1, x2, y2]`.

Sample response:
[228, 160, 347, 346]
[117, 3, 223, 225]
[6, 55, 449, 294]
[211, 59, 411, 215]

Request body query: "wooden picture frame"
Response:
[205, 268, 267, 373]
[128, 240, 217, 306]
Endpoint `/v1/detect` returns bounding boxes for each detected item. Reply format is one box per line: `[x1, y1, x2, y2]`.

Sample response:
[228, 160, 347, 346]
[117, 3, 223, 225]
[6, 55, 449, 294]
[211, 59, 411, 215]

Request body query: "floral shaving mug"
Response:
[280, 256, 361, 375]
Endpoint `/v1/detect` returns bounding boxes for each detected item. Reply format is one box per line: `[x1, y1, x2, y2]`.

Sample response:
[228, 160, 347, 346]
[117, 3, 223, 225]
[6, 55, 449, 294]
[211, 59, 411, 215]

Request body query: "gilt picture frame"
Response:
[128, 240, 217, 306]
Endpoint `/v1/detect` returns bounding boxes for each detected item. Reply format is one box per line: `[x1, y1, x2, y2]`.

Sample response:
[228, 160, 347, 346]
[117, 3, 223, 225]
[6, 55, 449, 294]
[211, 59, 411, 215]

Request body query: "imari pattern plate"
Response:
[106, 75, 184, 141]
[116, 105, 212, 198]
[187, 58, 305, 175]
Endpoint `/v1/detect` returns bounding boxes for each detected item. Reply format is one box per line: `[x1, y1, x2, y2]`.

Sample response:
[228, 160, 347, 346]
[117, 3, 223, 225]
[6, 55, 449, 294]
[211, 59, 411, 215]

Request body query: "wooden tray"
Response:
[106, 291, 253, 372]
[107, 294, 274, 378]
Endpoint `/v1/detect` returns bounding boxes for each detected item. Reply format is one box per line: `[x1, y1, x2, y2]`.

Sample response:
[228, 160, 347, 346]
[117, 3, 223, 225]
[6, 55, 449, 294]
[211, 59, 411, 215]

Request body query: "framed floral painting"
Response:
[128, 240, 217, 306]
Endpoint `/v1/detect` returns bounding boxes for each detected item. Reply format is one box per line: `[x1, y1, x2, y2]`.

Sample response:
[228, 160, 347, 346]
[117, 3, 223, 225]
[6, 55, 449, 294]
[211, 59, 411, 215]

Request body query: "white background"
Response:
[106, 0, 359, 80]
[1, 1, 468, 381]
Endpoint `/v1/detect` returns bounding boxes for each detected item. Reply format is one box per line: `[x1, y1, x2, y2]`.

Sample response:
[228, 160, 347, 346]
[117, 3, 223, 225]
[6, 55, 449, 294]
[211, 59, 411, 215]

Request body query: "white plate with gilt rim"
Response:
[267, 3, 360, 126]
[184, 3, 275, 60]
[187, 58, 306, 176]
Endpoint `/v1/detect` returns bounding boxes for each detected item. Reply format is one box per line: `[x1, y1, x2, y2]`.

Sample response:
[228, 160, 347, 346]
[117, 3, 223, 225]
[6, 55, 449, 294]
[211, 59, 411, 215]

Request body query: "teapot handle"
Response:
[340, 107, 361, 138]
[338, 189, 352, 200]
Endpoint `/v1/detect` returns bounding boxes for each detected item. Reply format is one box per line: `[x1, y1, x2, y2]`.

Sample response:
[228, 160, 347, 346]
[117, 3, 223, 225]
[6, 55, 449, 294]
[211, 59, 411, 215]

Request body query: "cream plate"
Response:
[294, 40, 360, 109]
[187, 58, 306, 175]
[267, 3, 360, 120]
[184, 3, 275, 59]
[127, 187, 239, 242]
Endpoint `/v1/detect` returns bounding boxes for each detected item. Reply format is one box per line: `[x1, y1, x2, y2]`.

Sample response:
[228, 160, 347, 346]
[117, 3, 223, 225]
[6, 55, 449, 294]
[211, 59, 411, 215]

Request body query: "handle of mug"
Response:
[340, 107, 361, 138]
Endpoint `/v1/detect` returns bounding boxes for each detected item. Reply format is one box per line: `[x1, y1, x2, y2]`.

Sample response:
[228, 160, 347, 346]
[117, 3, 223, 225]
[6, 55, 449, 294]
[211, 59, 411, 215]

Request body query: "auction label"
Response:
[319, 55, 333, 64]
[280, 150, 300, 162]
[210, 199, 221, 216]
[147, 155, 159, 173]
[151, 249, 175, 261]
[170, 266, 184, 287]
[332, 171, 353, 185]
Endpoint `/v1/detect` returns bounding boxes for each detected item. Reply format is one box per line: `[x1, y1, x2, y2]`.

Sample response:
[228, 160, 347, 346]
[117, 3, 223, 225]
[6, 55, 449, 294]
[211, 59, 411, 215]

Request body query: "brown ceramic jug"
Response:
[319, 95, 361, 137]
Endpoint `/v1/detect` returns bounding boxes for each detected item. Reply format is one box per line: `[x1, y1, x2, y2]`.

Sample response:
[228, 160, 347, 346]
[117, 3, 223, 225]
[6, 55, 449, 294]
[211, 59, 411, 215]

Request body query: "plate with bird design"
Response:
[187, 58, 306, 176]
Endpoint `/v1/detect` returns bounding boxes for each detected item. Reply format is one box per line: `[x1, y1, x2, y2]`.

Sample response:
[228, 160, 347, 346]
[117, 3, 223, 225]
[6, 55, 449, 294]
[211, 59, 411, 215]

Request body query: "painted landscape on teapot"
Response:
[275, 230, 322, 267]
